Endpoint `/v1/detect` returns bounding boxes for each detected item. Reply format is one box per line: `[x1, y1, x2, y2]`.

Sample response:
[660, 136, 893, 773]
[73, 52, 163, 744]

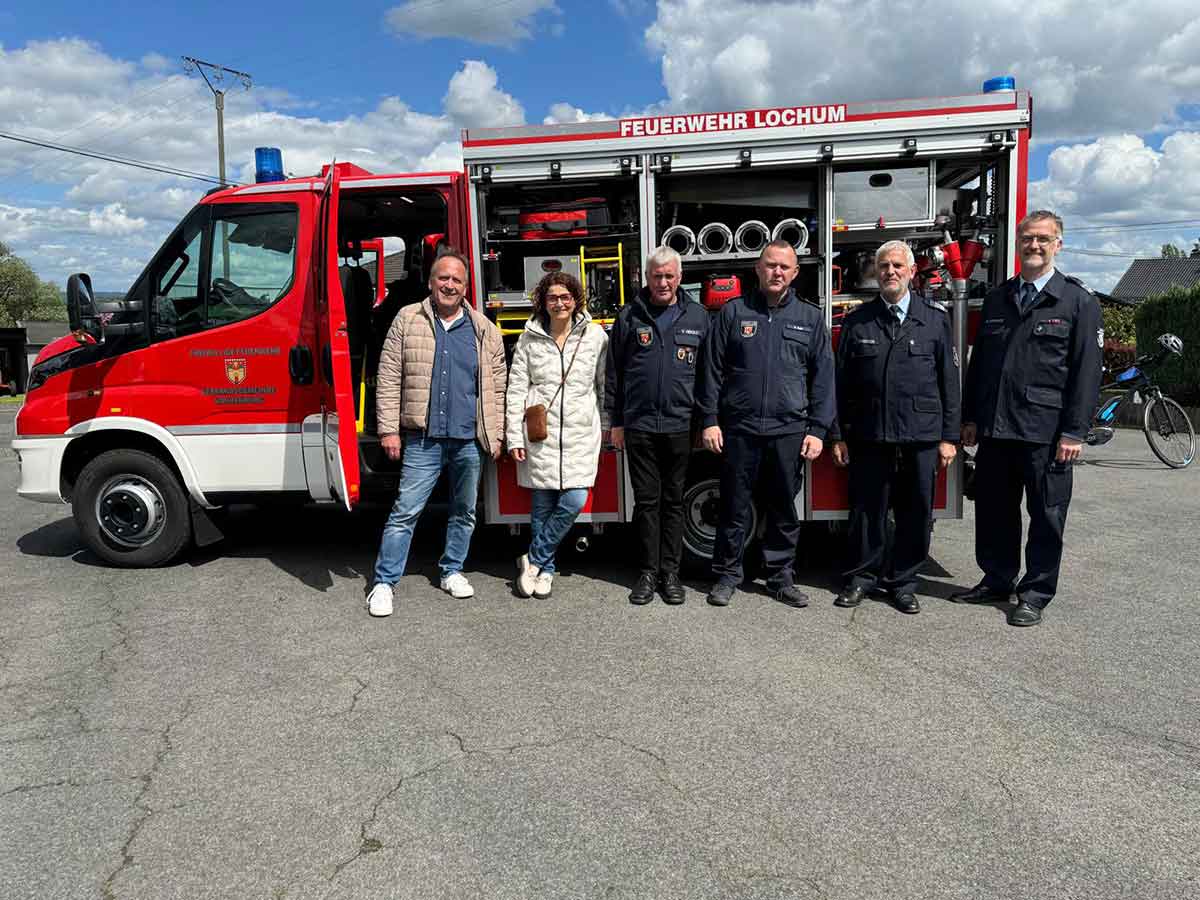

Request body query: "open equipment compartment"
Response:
[474, 175, 642, 337]
[650, 164, 826, 312]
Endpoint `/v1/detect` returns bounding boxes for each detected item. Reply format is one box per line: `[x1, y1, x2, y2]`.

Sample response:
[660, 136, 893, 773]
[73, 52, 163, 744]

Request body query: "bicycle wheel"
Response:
[1143, 395, 1196, 469]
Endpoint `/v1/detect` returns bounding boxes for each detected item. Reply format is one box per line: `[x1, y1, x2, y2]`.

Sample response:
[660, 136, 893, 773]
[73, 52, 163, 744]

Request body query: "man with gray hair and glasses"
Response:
[605, 246, 709, 605]
[829, 240, 960, 615]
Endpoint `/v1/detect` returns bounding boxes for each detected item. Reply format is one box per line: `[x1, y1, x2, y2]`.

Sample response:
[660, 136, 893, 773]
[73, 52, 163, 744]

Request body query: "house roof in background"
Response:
[1110, 258, 1200, 300]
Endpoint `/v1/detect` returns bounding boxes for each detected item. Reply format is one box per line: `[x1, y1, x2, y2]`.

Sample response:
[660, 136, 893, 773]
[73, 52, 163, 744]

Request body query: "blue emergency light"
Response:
[982, 76, 1016, 93]
[255, 147, 285, 183]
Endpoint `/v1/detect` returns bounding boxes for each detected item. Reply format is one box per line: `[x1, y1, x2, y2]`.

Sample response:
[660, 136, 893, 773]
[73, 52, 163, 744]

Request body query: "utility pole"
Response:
[182, 56, 251, 186]
[183, 57, 251, 278]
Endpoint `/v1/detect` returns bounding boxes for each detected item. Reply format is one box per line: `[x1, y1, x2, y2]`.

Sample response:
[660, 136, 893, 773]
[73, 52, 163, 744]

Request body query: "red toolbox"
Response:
[519, 198, 611, 239]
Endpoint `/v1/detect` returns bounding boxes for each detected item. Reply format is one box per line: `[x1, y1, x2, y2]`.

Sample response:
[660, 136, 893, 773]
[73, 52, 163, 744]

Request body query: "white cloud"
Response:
[542, 102, 614, 125]
[87, 203, 147, 236]
[385, 0, 558, 47]
[644, 0, 1200, 141]
[1030, 132, 1200, 289]
[443, 60, 525, 129]
[0, 42, 518, 289]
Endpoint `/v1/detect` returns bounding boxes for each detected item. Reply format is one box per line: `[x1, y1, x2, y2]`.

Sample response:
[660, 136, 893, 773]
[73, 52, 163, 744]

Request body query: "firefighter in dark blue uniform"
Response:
[606, 246, 709, 605]
[954, 210, 1103, 626]
[697, 240, 837, 607]
[830, 241, 961, 614]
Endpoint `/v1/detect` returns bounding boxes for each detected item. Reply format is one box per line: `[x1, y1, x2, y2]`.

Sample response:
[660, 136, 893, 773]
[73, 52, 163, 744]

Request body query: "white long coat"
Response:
[505, 314, 608, 490]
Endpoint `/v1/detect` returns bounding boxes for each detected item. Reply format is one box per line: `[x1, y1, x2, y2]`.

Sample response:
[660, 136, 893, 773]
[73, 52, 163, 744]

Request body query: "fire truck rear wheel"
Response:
[680, 476, 759, 574]
[73, 449, 193, 568]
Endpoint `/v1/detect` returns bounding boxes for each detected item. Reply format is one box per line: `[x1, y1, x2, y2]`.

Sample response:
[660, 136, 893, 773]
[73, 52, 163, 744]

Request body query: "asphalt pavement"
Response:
[1, 407, 1197, 900]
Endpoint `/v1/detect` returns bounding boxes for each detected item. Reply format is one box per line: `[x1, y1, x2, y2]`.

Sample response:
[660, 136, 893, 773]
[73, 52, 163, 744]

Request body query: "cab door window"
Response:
[150, 203, 298, 342]
[207, 209, 298, 327]
[151, 210, 206, 340]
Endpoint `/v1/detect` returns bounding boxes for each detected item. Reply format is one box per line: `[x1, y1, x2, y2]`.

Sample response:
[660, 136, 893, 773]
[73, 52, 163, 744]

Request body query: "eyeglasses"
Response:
[545, 294, 576, 307]
[1019, 234, 1059, 246]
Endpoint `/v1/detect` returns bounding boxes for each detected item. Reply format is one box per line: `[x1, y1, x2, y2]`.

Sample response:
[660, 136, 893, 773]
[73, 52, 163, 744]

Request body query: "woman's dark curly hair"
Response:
[531, 271, 586, 331]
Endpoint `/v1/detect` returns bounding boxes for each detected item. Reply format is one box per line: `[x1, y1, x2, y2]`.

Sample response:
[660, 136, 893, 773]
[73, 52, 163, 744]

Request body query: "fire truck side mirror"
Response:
[66, 273, 104, 342]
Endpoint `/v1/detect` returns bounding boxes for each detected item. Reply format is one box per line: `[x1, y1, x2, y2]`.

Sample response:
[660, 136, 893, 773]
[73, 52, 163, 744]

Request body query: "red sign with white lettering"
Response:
[619, 105, 848, 138]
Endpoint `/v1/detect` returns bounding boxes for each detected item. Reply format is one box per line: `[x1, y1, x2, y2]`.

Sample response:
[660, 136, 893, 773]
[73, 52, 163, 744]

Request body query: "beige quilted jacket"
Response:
[375, 298, 507, 455]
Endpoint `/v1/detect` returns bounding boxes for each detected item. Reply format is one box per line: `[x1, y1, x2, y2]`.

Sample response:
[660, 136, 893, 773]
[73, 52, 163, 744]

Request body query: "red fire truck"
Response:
[12, 82, 1030, 567]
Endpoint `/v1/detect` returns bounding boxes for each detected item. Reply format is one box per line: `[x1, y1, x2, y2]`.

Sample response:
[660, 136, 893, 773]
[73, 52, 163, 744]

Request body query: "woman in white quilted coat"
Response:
[505, 272, 608, 598]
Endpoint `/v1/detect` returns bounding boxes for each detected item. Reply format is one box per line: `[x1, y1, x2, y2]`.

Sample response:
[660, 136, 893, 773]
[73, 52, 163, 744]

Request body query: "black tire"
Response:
[680, 474, 759, 575]
[1143, 395, 1196, 469]
[72, 449, 193, 567]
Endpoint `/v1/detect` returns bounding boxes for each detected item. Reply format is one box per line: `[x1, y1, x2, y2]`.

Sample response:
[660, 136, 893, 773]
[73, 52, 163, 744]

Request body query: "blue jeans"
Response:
[528, 488, 589, 574]
[374, 434, 481, 585]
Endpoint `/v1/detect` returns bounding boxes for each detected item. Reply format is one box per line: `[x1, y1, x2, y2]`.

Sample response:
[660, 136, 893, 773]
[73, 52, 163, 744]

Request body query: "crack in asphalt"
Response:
[324, 727, 690, 890]
[99, 701, 193, 900]
[0, 775, 139, 799]
[326, 751, 461, 887]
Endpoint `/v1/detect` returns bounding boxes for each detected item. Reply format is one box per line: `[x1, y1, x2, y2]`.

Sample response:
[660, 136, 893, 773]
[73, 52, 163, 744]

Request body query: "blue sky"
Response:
[2, 0, 1199, 292]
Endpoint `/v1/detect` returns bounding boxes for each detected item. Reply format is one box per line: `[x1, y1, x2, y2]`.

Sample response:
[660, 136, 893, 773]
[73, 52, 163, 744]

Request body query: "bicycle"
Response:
[1087, 333, 1195, 469]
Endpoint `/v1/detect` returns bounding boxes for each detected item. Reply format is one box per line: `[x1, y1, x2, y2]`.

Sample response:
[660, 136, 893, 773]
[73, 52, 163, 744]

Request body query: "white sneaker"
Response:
[533, 571, 553, 599]
[515, 554, 537, 598]
[367, 583, 394, 617]
[440, 572, 475, 599]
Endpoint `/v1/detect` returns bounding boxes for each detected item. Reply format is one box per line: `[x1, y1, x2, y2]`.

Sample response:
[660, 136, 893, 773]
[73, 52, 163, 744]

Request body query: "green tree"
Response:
[33, 280, 68, 322]
[1161, 243, 1185, 258]
[0, 242, 67, 326]
[0, 241, 41, 327]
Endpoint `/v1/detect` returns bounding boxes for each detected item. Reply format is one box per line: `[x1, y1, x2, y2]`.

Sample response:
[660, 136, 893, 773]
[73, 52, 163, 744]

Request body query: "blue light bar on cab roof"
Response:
[982, 76, 1016, 93]
[255, 147, 285, 183]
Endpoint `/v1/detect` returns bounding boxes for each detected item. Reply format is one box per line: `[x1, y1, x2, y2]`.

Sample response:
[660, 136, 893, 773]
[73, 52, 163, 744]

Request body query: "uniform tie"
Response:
[889, 302, 902, 339]
[1020, 281, 1037, 313]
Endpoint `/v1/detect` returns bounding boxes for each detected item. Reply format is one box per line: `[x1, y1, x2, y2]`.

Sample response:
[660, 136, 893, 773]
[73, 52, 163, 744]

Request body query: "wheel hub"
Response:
[95, 478, 165, 547]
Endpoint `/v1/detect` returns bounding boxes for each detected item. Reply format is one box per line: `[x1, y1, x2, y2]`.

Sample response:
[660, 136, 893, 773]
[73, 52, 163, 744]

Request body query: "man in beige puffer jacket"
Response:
[366, 251, 506, 616]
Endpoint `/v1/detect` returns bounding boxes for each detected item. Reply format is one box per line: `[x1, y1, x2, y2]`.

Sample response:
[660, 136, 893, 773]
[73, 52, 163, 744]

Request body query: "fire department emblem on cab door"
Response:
[225, 358, 248, 385]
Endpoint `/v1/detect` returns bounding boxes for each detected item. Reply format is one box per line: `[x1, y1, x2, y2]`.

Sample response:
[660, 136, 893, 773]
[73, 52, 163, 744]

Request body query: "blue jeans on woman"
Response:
[528, 488, 589, 574]
[374, 434, 481, 585]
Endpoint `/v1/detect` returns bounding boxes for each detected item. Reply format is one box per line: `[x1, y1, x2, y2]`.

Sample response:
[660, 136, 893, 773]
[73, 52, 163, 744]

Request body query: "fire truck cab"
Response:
[12, 83, 1030, 568]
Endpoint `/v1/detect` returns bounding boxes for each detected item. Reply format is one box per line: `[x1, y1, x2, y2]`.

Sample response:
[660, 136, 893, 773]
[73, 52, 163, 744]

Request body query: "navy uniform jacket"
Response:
[963, 271, 1103, 444]
[604, 287, 709, 433]
[697, 288, 836, 438]
[832, 295, 961, 444]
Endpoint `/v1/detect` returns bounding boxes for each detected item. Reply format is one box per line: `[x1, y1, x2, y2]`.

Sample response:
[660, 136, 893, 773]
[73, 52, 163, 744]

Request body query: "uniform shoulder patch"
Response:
[1063, 274, 1096, 295]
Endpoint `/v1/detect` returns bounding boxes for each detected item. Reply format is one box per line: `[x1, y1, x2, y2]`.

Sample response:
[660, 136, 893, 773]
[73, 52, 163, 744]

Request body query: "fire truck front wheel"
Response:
[72, 449, 193, 568]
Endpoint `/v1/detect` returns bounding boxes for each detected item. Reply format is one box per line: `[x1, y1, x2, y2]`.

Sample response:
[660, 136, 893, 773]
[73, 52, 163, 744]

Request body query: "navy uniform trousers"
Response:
[712, 431, 806, 590]
[844, 441, 939, 595]
[973, 438, 1073, 608]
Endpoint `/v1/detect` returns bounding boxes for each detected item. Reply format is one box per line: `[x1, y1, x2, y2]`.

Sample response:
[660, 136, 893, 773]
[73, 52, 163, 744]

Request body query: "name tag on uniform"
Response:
[785, 323, 811, 333]
[677, 328, 701, 336]
[856, 337, 878, 345]
[740, 321, 758, 337]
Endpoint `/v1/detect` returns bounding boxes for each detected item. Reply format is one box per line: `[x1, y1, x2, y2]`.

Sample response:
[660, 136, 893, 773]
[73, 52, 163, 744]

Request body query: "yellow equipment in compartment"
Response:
[496, 310, 529, 336]
[579, 242, 626, 326]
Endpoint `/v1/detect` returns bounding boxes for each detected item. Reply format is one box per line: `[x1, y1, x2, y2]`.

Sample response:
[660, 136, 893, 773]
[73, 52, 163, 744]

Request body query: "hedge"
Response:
[1135, 282, 1200, 406]
[1101, 303, 1138, 345]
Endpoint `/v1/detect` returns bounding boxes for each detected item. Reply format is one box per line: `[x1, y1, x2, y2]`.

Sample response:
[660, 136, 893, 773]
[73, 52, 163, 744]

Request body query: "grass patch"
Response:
[0, 394, 24, 405]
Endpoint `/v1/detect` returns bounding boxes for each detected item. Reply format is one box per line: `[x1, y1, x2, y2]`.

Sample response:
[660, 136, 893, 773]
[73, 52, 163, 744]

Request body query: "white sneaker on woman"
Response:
[515, 554, 538, 598]
[533, 571, 553, 599]
[367, 583, 394, 617]
[440, 572, 475, 599]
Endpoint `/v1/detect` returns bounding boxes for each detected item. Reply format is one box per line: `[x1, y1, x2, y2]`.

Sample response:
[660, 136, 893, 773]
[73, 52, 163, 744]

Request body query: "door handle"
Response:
[288, 345, 314, 385]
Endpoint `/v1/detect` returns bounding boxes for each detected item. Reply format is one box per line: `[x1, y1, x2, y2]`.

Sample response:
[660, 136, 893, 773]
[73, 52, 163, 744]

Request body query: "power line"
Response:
[1061, 247, 1145, 259]
[0, 130, 235, 186]
[1069, 218, 1200, 233]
